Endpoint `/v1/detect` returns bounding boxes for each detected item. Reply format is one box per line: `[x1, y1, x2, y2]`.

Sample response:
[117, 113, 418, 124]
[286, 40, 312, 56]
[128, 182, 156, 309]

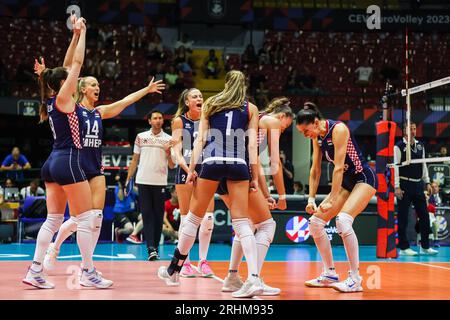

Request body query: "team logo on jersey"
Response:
[285, 216, 310, 243]
[82, 111, 88, 117]
[207, 0, 226, 19]
[185, 123, 191, 129]
[326, 139, 333, 145]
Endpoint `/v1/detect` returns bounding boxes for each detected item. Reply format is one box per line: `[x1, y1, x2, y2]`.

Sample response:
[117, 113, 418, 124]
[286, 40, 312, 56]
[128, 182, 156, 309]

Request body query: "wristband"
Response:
[279, 194, 287, 201]
[308, 197, 316, 204]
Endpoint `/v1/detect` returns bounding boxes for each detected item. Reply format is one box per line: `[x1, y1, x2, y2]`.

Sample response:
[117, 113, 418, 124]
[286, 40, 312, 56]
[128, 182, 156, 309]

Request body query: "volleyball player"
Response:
[41, 74, 165, 272]
[220, 97, 294, 296]
[295, 102, 378, 293]
[171, 88, 215, 278]
[23, 18, 112, 289]
[158, 70, 264, 298]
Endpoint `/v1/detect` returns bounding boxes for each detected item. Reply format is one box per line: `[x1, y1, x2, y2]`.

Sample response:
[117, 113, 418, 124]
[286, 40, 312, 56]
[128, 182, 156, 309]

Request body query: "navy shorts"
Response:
[175, 164, 202, 185]
[84, 171, 104, 181]
[199, 160, 250, 182]
[41, 148, 87, 186]
[342, 165, 378, 192]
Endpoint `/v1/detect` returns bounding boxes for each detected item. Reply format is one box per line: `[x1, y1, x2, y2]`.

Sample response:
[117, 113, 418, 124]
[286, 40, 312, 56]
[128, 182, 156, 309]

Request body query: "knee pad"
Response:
[76, 210, 98, 233]
[90, 210, 103, 231]
[181, 211, 202, 238]
[200, 212, 214, 233]
[336, 212, 354, 238]
[42, 214, 65, 234]
[255, 218, 276, 247]
[232, 218, 254, 240]
[308, 215, 327, 238]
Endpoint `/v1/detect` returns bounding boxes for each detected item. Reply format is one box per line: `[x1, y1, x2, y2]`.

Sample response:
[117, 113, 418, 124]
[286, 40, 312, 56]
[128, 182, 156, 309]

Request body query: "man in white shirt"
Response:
[127, 110, 175, 260]
[355, 65, 373, 85]
[20, 179, 45, 199]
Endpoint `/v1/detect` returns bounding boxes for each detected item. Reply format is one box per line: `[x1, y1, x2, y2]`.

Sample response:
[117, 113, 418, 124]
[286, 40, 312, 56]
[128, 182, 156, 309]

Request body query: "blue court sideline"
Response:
[0, 243, 449, 263]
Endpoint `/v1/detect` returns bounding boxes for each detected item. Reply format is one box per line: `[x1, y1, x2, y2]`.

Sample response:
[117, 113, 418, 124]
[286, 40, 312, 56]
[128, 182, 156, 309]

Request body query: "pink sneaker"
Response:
[180, 263, 196, 278]
[198, 260, 214, 278]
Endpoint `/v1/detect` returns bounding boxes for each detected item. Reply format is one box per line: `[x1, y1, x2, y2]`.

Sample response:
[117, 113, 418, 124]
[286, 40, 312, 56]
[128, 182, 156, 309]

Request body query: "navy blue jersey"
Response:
[46, 96, 83, 150]
[317, 119, 367, 175]
[77, 106, 104, 175]
[180, 114, 200, 163]
[203, 101, 249, 164]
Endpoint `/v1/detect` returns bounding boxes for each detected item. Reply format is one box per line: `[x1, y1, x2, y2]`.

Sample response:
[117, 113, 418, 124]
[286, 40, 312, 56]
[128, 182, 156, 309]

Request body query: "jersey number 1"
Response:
[225, 111, 233, 136]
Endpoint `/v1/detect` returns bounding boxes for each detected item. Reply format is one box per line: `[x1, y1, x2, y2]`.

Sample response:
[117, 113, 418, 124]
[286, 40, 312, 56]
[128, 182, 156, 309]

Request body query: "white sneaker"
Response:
[331, 271, 363, 293]
[231, 277, 264, 298]
[420, 247, 439, 255]
[79, 268, 113, 289]
[222, 273, 244, 292]
[22, 268, 55, 289]
[77, 264, 103, 279]
[399, 248, 418, 256]
[158, 266, 180, 286]
[43, 243, 59, 274]
[304, 271, 339, 288]
[261, 279, 281, 296]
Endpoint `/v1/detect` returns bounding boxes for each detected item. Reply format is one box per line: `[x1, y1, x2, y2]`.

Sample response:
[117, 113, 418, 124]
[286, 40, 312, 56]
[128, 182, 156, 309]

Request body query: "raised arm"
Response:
[96, 77, 165, 119]
[56, 18, 86, 112]
[63, 14, 80, 69]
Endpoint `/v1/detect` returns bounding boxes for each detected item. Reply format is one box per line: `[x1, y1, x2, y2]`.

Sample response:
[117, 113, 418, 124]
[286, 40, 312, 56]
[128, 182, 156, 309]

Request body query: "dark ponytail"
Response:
[296, 101, 323, 125]
[39, 67, 68, 123]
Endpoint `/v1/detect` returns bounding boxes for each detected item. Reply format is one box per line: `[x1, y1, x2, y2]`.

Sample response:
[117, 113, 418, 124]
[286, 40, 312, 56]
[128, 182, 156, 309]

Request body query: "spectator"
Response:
[98, 26, 113, 49]
[270, 40, 285, 65]
[151, 63, 166, 82]
[126, 110, 175, 261]
[162, 187, 180, 243]
[203, 49, 220, 79]
[4, 178, 15, 188]
[439, 146, 448, 157]
[147, 33, 164, 60]
[355, 61, 373, 86]
[285, 67, 302, 93]
[101, 58, 121, 80]
[165, 65, 184, 90]
[1, 147, 31, 181]
[255, 81, 269, 109]
[258, 41, 270, 65]
[174, 33, 193, 53]
[293, 181, 304, 195]
[20, 179, 45, 199]
[241, 44, 257, 65]
[280, 151, 294, 194]
[297, 67, 316, 91]
[0, 58, 8, 96]
[174, 46, 193, 74]
[113, 172, 143, 244]
[86, 50, 102, 78]
[429, 181, 443, 206]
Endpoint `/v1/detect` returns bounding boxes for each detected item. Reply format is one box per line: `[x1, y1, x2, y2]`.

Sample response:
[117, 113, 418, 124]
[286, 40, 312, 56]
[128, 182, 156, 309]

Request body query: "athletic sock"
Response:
[53, 216, 77, 251]
[31, 214, 64, 272]
[199, 212, 214, 261]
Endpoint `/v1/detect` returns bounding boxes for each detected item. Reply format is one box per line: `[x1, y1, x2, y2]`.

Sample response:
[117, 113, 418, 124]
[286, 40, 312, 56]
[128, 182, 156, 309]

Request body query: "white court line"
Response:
[412, 262, 450, 271]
